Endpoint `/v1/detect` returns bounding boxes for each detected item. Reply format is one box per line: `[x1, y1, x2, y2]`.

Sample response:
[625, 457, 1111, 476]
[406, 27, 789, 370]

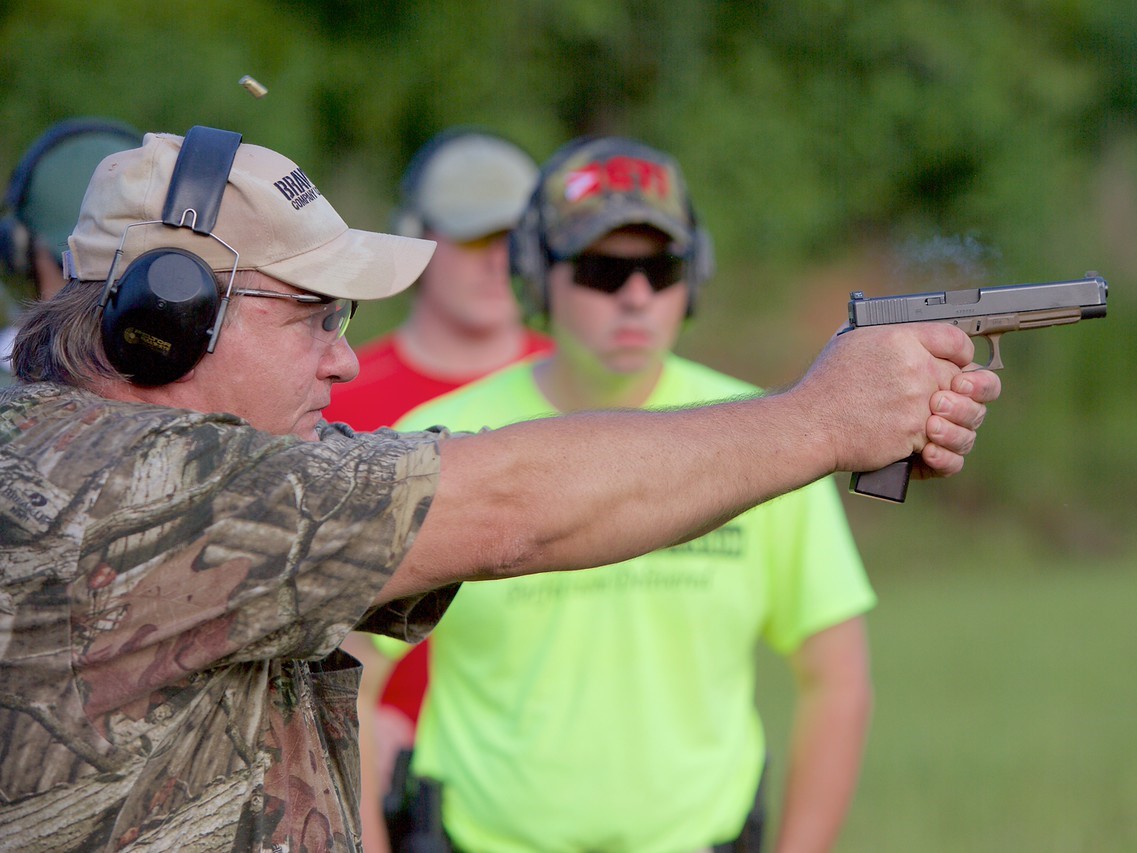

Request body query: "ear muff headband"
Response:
[98, 126, 243, 387]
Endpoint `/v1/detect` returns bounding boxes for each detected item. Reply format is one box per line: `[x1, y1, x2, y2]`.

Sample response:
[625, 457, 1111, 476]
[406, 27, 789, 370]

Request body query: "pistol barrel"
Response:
[848, 276, 1108, 328]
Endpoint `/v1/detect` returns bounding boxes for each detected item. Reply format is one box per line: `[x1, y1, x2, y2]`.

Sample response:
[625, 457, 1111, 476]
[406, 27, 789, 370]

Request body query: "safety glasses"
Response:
[567, 253, 688, 294]
[232, 287, 358, 342]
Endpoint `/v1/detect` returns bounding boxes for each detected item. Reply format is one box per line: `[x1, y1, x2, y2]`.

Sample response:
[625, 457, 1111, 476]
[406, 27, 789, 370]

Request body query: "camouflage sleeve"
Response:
[319, 422, 459, 644]
[70, 410, 451, 683]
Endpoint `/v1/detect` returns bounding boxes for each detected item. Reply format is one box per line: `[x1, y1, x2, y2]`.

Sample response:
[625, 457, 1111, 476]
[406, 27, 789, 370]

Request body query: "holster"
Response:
[712, 762, 768, 853]
[383, 748, 452, 853]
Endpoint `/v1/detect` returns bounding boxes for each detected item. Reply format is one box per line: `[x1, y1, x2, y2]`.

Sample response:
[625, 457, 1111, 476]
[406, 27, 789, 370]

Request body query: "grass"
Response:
[756, 497, 1137, 851]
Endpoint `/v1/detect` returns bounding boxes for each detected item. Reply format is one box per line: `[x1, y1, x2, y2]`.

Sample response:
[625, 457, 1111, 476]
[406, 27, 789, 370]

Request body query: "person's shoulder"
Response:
[0, 383, 261, 473]
[657, 354, 762, 403]
[395, 361, 541, 431]
[0, 381, 61, 421]
[521, 328, 554, 358]
[2, 382, 157, 427]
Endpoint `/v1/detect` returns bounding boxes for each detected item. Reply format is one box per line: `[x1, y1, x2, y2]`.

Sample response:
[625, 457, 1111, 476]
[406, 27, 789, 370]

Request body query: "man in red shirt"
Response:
[323, 128, 551, 850]
[324, 129, 550, 429]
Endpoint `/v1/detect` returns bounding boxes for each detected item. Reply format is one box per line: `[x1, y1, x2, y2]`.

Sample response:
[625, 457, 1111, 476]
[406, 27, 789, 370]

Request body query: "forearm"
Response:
[776, 620, 873, 853]
[388, 392, 833, 598]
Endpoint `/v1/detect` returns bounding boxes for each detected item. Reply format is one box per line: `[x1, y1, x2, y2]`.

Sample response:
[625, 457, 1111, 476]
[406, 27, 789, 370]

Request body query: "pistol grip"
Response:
[850, 455, 916, 502]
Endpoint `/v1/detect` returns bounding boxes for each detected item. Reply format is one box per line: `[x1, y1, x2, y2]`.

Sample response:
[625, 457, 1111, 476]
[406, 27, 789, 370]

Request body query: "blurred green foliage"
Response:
[3, 0, 1135, 534]
[4, 4, 1135, 847]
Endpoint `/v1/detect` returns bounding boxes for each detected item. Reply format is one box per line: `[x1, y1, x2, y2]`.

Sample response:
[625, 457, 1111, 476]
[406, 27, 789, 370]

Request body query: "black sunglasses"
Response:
[566, 253, 688, 294]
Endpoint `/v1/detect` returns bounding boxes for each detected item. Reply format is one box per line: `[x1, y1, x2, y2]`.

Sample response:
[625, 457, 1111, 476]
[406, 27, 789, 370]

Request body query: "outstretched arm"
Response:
[380, 323, 999, 603]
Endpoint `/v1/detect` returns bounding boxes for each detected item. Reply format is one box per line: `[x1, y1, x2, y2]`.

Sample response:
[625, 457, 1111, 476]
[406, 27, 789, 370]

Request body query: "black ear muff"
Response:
[100, 248, 221, 386]
[682, 217, 716, 319]
[98, 126, 242, 387]
[508, 195, 550, 317]
[389, 135, 444, 238]
[0, 215, 32, 280]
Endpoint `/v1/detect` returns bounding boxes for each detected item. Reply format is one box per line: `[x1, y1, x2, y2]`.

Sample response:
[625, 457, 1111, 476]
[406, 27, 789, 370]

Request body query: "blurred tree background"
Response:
[5, 0, 1134, 535]
[2, 1, 1134, 846]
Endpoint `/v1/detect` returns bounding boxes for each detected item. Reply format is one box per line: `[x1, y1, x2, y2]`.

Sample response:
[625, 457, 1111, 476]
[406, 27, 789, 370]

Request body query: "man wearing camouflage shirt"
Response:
[0, 128, 999, 852]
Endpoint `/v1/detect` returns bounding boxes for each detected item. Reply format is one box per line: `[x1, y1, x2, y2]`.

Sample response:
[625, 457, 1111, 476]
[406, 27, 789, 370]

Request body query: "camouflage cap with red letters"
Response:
[536, 137, 695, 260]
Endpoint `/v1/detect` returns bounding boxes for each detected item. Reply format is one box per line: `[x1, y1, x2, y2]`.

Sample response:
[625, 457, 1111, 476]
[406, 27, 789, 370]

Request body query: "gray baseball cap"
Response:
[396, 131, 538, 241]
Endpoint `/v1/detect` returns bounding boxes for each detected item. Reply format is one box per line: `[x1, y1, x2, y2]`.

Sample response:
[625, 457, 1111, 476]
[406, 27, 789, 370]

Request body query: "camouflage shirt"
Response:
[0, 382, 457, 852]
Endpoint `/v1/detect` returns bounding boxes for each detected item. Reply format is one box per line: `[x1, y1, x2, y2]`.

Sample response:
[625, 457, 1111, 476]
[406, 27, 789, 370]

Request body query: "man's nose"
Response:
[616, 270, 655, 306]
[324, 335, 360, 384]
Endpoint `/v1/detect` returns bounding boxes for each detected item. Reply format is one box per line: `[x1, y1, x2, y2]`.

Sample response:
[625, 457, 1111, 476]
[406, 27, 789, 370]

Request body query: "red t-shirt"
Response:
[325, 330, 552, 430]
[324, 329, 552, 723]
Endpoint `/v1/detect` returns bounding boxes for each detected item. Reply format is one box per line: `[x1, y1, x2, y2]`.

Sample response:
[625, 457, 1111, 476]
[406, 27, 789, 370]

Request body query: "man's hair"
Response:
[10, 278, 118, 386]
[11, 271, 237, 387]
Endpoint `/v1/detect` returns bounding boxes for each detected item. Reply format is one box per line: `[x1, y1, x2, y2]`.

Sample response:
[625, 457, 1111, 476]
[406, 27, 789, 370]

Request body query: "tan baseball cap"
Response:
[67, 131, 436, 301]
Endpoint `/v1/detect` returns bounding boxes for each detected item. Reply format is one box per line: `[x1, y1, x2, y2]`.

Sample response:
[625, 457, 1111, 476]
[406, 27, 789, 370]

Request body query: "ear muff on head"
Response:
[0, 214, 32, 280]
[508, 191, 551, 317]
[390, 204, 425, 240]
[1, 118, 142, 282]
[100, 248, 221, 386]
[389, 134, 447, 239]
[681, 212, 716, 319]
[98, 126, 242, 387]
